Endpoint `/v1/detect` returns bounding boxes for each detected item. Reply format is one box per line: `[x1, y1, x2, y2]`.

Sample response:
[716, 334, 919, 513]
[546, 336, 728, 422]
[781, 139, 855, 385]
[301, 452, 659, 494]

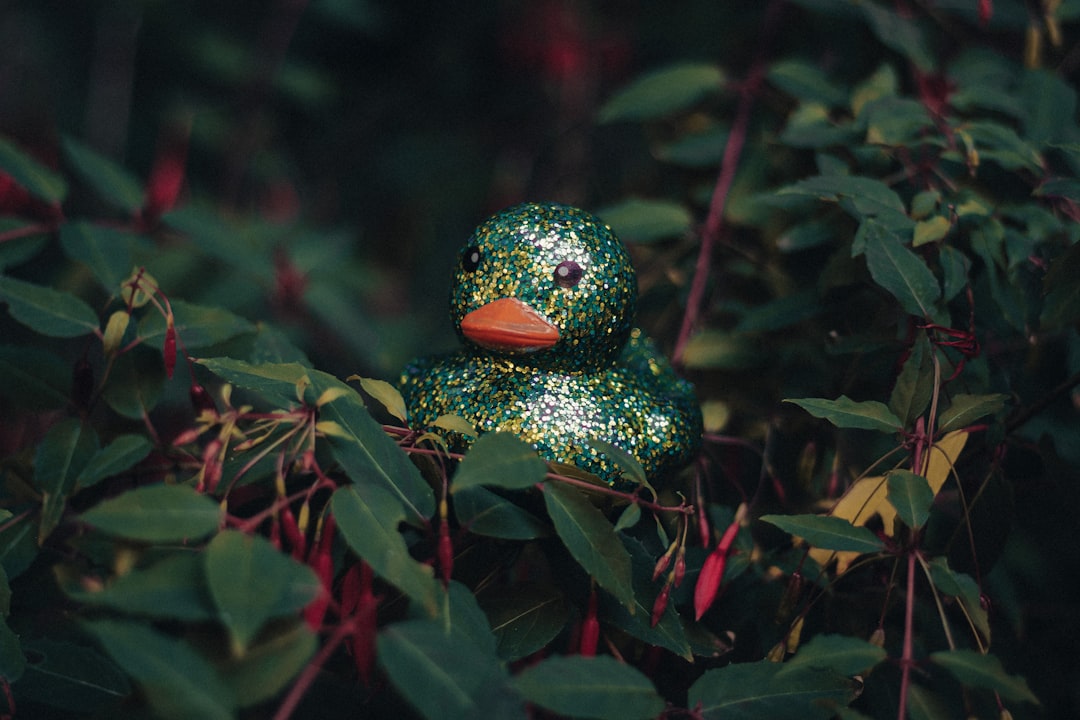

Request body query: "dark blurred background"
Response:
[0, 0, 762, 377]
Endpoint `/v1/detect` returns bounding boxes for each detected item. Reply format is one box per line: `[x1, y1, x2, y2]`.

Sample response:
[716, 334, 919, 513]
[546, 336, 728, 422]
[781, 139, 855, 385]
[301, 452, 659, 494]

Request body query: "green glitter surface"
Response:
[400, 202, 702, 485]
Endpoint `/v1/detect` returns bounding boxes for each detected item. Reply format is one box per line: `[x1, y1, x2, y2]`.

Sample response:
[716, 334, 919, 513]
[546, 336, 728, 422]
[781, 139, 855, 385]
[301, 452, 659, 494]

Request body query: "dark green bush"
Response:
[2, 1, 1079, 718]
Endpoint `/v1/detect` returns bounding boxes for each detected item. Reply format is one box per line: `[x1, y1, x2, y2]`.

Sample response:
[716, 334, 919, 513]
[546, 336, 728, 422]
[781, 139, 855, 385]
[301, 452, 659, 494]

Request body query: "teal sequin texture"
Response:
[400, 202, 702, 485]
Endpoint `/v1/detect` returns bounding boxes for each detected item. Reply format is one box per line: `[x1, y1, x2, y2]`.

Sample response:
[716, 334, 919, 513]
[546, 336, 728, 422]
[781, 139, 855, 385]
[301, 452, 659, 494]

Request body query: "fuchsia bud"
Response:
[694, 518, 740, 621]
[651, 582, 671, 628]
[579, 588, 599, 657]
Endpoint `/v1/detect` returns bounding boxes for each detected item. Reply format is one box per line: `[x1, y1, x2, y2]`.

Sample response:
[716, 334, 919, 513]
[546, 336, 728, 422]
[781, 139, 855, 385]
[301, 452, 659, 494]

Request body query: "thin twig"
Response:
[897, 549, 918, 720]
[273, 616, 356, 720]
[673, 0, 783, 367]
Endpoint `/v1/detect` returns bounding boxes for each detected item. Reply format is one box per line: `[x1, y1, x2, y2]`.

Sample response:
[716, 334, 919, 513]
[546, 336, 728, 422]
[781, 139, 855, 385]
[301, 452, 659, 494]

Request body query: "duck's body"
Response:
[400, 202, 701, 485]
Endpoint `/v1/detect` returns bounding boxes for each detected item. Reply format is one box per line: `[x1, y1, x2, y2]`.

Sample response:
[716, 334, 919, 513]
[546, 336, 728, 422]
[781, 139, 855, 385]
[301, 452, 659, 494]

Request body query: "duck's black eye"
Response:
[462, 246, 482, 272]
[554, 260, 583, 288]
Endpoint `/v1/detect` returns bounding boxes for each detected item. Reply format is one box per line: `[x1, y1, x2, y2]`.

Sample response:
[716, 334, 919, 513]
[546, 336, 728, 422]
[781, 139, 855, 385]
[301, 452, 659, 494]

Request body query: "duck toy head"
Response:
[451, 203, 636, 374]
[400, 201, 702, 486]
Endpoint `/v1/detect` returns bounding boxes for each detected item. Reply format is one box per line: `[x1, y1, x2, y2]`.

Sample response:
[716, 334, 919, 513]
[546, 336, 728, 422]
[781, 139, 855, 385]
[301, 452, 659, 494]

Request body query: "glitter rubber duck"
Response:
[399, 202, 702, 486]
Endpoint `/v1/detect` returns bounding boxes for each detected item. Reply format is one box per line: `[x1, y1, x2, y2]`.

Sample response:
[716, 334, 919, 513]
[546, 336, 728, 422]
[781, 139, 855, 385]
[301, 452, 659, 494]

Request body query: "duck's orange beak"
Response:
[461, 297, 560, 352]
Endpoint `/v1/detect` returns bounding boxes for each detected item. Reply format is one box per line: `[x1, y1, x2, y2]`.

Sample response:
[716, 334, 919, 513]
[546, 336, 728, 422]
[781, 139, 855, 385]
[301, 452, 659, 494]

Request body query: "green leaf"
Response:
[80, 484, 222, 542]
[220, 623, 317, 707]
[314, 371, 435, 522]
[35, 418, 99, 542]
[512, 655, 665, 720]
[599, 63, 725, 123]
[480, 583, 570, 661]
[784, 395, 902, 432]
[140, 299, 256, 349]
[0, 275, 99, 338]
[910, 190, 941, 219]
[75, 434, 153, 487]
[939, 244, 972, 303]
[423, 581, 498, 655]
[930, 649, 1039, 704]
[451, 432, 549, 493]
[63, 551, 216, 621]
[613, 502, 641, 531]
[0, 135, 67, 203]
[197, 357, 310, 408]
[778, 633, 888, 677]
[58, 221, 137, 294]
[779, 101, 857, 149]
[14, 638, 131, 713]
[688, 660, 858, 719]
[542, 481, 635, 611]
[453, 486, 550, 539]
[355, 375, 409, 422]
[768, 58, 847, 106]
[861, 96, 933, 147]
[595, 198, 693, 244]
[1040, 241, 1080, 328]
[888, 335, 933, 426]
[0, 513, 39, 580]
[937, 393, 1008, 432]
[0, 617, 26, 682]
[378, 619, 525, 720]
[912, 216, 951, 247]
[926, 557, 990, 644]
[205, 530, 323, 655]
[735, 291, 821, 333]
[775, 219, 835, 253]
[655, 126, 729, 168]
[61, 135, 144, 213]
[760, 514, 885, 554]
[862, 221, 941, 318]
[434, 413, 478, 437]
[85, 619, 235, 720]
[101, 346, 165, 419]
[860, 2, 934, 71]
[331, 484, 437, 614]
[1021, 69, 1077, 147]
[886, 470, 933, 530]
[960, 121, 1043, 173]
[778, 175, 911, 231]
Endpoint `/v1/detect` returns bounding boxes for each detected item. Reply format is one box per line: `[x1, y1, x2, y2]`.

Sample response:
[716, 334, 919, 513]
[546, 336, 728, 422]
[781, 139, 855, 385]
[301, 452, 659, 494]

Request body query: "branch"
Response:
[673, 0, 783, 367]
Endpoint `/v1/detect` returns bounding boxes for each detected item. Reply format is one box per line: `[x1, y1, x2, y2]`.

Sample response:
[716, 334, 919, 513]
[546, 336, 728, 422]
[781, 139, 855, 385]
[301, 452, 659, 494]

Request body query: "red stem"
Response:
[673, 0, 782, 367]
[0, 222, 56, 244]
[273, 616, 356, 720]
[898, 549, 917, 720]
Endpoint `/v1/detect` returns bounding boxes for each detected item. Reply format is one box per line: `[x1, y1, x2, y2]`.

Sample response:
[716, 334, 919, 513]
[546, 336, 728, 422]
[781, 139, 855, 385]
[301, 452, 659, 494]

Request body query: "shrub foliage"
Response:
[2, 1, 1080, 718]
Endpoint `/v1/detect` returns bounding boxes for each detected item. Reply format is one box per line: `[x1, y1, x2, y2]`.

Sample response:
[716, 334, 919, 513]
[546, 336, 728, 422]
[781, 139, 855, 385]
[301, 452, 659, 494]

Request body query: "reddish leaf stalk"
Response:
[437, 521, 453, 587]
[162, 312, 177, 379]
[274, 614, 356, 720]
[897, 549, 918, 720]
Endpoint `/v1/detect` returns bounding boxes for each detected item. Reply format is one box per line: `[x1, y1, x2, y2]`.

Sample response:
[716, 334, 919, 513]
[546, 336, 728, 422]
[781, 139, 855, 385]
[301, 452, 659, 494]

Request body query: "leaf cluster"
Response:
[3, 2, 1080, 719]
